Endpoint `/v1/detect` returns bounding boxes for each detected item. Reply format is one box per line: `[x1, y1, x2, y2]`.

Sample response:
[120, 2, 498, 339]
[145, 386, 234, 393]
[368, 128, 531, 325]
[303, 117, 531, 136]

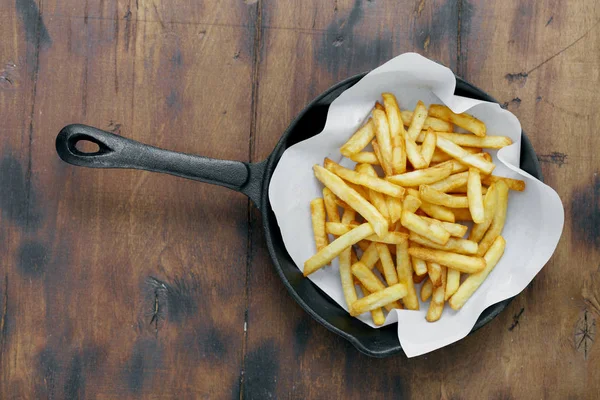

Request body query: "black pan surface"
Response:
[56, 73, 543, 358]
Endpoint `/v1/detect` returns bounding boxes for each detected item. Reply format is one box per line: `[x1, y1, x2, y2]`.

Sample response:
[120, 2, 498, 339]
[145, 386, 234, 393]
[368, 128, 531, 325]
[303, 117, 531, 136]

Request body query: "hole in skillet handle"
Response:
[70, 134, 109, 156]
[261, 73, 543, 358]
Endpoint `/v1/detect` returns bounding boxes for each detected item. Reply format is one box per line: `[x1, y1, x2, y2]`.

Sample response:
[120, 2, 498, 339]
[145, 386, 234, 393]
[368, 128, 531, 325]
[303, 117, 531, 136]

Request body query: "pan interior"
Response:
[260, 74, 543, 357]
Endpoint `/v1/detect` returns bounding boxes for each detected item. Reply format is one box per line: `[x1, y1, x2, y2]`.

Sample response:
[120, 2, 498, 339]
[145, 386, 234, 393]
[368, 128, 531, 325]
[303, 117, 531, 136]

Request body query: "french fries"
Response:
[307, 94, 523, 324]
[429, 104, 486, 137]
[417, 131, 511, 149]
[396, 239, 419, 310]
[482, 175, 526, 192]
[314, 166, 388, 236]
[349, 152, 379, 164]
[407, 247, 486, 273]
[406, 101, 429, 141]
[358, 283, 386, 325]
[324, 158, 405, 198]
[304, 223, 375, 276]
[339, 247, 358, 307]
[429, 171, 469, 193]
[351, 262, 402, 311]
[449, 236, 506, 310]
[477, 180, 509, 256]
[436, 136, 496, 174]
[323, 188, 341, 223]
[469, 183, 498, 242]
[445, 268, 460, 300]
[401, 211, 450, 245]
[421, 128, 437, 167]
[376, 243, 399, 285]
[420, 185, 470, 208]
[310, 198, 329, 251]
[401, 110, 453, 132]
[387, 163, 453, 187]
[350, 283, 407, 316]
[467, 168, 485, 223]
[372, 109, 394, 173]
[340, 119, 375, 156]
[409, 232, 478, 255]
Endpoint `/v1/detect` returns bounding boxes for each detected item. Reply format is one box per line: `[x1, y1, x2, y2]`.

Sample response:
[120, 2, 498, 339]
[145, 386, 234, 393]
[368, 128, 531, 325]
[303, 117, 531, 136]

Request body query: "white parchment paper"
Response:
[268, 53, 564, 357]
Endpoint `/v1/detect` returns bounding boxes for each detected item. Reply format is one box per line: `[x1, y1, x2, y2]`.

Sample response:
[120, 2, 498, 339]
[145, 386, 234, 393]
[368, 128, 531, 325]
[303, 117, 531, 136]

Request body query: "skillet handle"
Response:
[56, 124, 265, 206]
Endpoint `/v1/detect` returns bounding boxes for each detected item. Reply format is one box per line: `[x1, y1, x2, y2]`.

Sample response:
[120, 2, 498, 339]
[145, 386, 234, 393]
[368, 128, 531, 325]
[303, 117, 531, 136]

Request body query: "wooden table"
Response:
[1, 1, 598, 398]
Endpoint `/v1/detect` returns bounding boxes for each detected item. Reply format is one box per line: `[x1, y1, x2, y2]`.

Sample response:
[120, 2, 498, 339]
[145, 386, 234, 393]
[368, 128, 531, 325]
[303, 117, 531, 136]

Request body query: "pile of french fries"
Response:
[305, 94, 526, 324]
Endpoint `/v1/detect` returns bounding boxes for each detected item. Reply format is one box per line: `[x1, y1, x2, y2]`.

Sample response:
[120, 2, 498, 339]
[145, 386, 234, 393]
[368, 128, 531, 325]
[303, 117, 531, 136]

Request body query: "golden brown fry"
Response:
[411, 254, 428, 276]
[451, 208, 473, 221]
[482, 175, 526, 192]
[339, 247, 358, 307]
[433, 152, 486, 174]
[421, 278, 433, 301]
[445, 268, 460, 301]
[350, 283, 407, 316]
[401, 110, 453, 132]
[419, 216, 468, 237]
[340, 119, 376, 156]
[467, 168, 485, 223]
[403, 195, 422, 214]
[420, 185, 469, 208]
[325, 223, 408, 244]
[429, 171, 469, 193]
[477, 181, 509, 256]
[356, 163, 391, 223]
[430, 147, 483, 163]
[426, 285, 445, 322]
[386, 195, 403, 224]
[304, 223, 375, 276]
[314, 165, 388, 236]
[324, 158, 405, 198]
[408, 247, 485, 273]
[391, 135, 407, 175]
[428, 104, 486, 137]
[322, 187, 341, 223]
[360, 242, 380, 269]
[409, 232, 478, 255]
[372, 109, 394, 173]
[417, 131, 510, 149]
[396, 239, 419, 310]
[352, 263, 388, 297]
[405, 134, 428, 169]
[427, 262, 443, 287]
[358, 283, 386, 325]
[435, 136, 496, 175]
[387, 163, 453, 187]
[382, 93, 404, 139]
[310, 198, 329, 251]
[419, 201, 456, 223]
[346, 181, 370, 200]
[372, 140, 393, 176]
[401, 210, 451, 245]
[449, 185, 488, 195]
[375, 101, 385, 111]
[469, 183, 498, 242]
[449, 236, 506, 310]
[349, 152, 379, 165]
[421, 128, 437, 167]
[407, 101, 429, 141]
[376, 243, 399, 286]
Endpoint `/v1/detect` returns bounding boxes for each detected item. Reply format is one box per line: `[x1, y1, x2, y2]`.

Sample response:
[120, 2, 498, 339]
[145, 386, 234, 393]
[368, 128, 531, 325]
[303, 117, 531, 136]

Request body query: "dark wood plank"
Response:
[1, 0, 257, 398]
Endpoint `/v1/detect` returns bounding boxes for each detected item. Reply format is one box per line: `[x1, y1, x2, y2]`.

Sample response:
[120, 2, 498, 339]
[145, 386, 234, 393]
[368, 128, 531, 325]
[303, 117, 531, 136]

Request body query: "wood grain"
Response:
[1, 0, 599, 398]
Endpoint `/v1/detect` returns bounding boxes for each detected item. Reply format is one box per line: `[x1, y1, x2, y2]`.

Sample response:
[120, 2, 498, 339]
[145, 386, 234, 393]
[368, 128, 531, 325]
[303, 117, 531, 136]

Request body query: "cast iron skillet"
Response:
[56, 73, 542, 357]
